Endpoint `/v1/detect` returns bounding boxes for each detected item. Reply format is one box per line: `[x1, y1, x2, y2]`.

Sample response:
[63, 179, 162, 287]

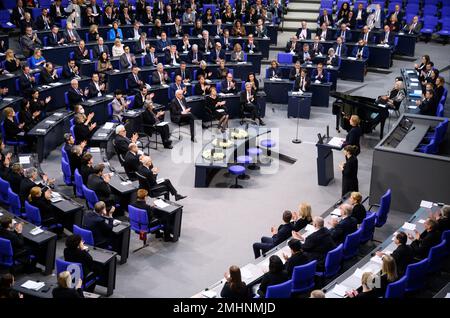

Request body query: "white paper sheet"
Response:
[420, 200, 433, 208]
[19, 156, 30, 164]
[332, 284, 349, 297]
[402, 222, 416, 231]
[154, 199, 170, 209]
[328, 137, 345, 147]
[21, 280, 45, 291]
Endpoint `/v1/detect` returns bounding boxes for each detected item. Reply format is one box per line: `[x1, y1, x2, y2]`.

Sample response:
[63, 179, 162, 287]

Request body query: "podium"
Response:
[288, 92, 312, 119]
[316, 136, 345, 186]
[340, 58, 366, 82]
[310, 83, 331, 107]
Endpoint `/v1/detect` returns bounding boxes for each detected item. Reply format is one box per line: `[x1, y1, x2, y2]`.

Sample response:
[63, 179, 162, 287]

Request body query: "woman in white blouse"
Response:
[112, 38, 125, 57]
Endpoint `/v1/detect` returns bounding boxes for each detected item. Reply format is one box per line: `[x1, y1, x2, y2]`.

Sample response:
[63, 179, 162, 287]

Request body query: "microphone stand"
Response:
[292, 92, 302, 144]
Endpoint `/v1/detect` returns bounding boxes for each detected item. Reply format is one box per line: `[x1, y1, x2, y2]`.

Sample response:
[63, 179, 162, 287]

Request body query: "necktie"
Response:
[100, 46, 103, 52]
[69, 30, 73, 39]
[385, 33, 389, 43]
[364, 33, 368, 42]
[54, 33, 57, 42]
[179, 98, 186, 111]
[337, 45, 341, 56]
[134, 74, 138, 82]
[342, 31, 345, 40]
[182, 71, 185, 79]
[325, 15, 328, 24]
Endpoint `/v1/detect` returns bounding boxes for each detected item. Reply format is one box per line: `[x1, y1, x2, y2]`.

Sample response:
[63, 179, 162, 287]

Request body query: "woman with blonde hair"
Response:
[4, 49, 21, 73]
[2, 107, 25, 141]
[379, 255, 398, 296]
[52, 271, 84, 298]
[88, 24, 99, 41]
[347, 272, 377, 298]
[292, 202, 313, 231]
[112, 38, 125, 57]
[349, 191, 366, 224]
[343, 114, 362, 155]
[28, 186, 59, 229]
[231, 43, 245, 62]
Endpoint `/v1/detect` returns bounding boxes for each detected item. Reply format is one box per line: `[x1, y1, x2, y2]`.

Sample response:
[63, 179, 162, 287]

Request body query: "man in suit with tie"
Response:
[285, 36, 299, 54]
[388, 4, 404, 24]
[35, 8, 53, 31]
[170, 89, 197, 142]
[333, 36, 348, 58]
[360, 25, 373, 45]
[120, 46, 137, 69]
[156, 31, 172, 53]
[403, 16, 421, 36]
[293, 68, 310, 92]
[68, 79, 88, 108]
[299, 43, 313, 64]
[240, 82, 265, 126]
[317, 23, 331, 41]
[352, 39, 370, 59]
[296, 21, 311, 40]
[114, 125, 139, 158]
[144, 45, 158, 66]
[311, 35, 324, 59]
[380, 25, 394, 46]
[63, 22, 81, 44]
[134, 32, 148, 54]
[92, 37, 110, 59]
[19, 65, 35, 97]
[244, 34, 259, 53]
[20, 27, 42, 58]
[353, 3, 368, 29]
[62, 59, 80, 79]
[128, 21, 142, 40]
[169, 75, 187, 98]
[48, 25, 65, 46]
[123, 143, 142, 179]
[311, 63, 328, 83]
[416, 89, 437, 116]
[221, 73, 238, 94]
[187, 44, 203, 65]
[335, 23, 351, 42]
[164, 45, 180, 66]
[329, 204, 358, 244]
[210, 42, 226, 64]
[86, 165, 115, 210]
[174, 62, 192, 83]
[318, 8, 333, 27]
[152, 63, 170, 85]
[127, 66, 145, 92]
[199, 30, 213, 53]
[87, 73, 106, 98]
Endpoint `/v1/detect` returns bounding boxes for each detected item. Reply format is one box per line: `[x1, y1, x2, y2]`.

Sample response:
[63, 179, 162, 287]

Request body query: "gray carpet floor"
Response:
[18, 35, 450, 297]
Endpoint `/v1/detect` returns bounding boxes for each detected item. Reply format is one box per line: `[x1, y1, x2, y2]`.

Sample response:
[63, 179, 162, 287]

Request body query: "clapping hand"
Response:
[89, 122, 97, 130]
[271, 226, 277, 235]
[45, 96, 51, 103]
[32, 110, 40, 118]
[103, 172, 111, 183]
[131, 133, 139, 143]
[18, 123, 25, 129]
[15, 222, 23, 234]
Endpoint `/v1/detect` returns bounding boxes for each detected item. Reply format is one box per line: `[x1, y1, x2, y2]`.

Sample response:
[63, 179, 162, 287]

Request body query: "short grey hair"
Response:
[115, 124, 125, 134]
[442, 205, 450, 218]
[24, 167, 37, 178]
[314, 216, 324, 228]
[340, 204, 352, 216]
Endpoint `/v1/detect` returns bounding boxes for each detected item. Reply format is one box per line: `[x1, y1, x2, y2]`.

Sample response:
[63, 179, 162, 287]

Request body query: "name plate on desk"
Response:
[49, 82, 62, 86]
[53, 112, 63, 117]
[36, 128, 47, 133]
[3, 97, 14, 101]
[45, 120, 56, 124]
[97, 133, 108, 137]
[103, 122, 114, 130]
[154, 199, 170, 209]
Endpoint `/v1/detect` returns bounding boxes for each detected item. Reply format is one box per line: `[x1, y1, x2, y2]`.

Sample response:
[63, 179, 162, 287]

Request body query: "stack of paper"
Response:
[19, 156, 30, 164]
[331, 208, 341, 216]
[30, 227, 44, 236]
[420, 200, 433, 208]
[157, 121, 168, 126]
[370, 255, 383, 265]
[89, 147, 101, 153]
[328, 137, 345, 147]
[154, 199, 170, 209]
[21, 280, 45, 291]
[402, 222, 416, 231]
[332, 284, 349, 297]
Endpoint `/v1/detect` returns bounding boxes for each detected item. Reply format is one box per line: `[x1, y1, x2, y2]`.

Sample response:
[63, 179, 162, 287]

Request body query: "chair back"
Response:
[0, 177, 10, 204]
[405, 258, 429, 292]
[427, 240, 447, 273]
[64, 92, 69, 109]
[128, 205, 150, 233]
[135, 171, 150, 191]
[343, 228, 363, 260]
[0, 238, 14, 267]
[55, 258, 84, 282]
[61, 157, 72, 186]
[82, 185, 99, 209]
[8, 189, 21, 216]
[73, 225, 95, 246]
[127, 95, 135, 109]
[74, 169, 84, 198]
[25, 201, 42, 226]
[385, 276, 407, 298]
[61, 146, 69, 162]
[323, 243, 343, 278]
[291, 260, 317, 294]
[375, 189, 391, 227]
[265, 279, 292, 298]
[442, 230, 450, 256]
[360, 212, 376, 244]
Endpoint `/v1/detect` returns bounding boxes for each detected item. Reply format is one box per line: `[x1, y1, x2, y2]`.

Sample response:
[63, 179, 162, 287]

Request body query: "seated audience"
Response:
[349, 192, 366, 224]
[83, 201, 114, 249]
[52, 271, 84, 298]
[329, 204, 358, 244]
[257, 255, 289, 298]
[220, 265, 251, 299]
[283, 239, 309, 277]
[408, 218, 441, 259]
[377, 231, 414, 277]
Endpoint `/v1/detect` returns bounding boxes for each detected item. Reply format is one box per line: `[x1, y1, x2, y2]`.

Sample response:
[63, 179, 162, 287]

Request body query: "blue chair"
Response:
[405, 4, 420, 15]
[107, 102, 120, 123]
[127, 95, 135, 109]
[427, 240, 447, 273]
[128, 205, 164, 252]
[215, 82, 222, 93]
[437, 18, 450, 37]
[316, 244, 343, 279]
[61, 157, 72, 186]
[228, 165, 246, 188]
[359, 213, 377, 244]
[343, 228, 363, 260]
[74, 169, 84, 198]
[265, 279, 292, 298]
[0, 177, 10, 204]
[61, 145, 69, 162]
[420, 16, 439, 35]
[291, 260, 317, 294]
[1, 121, 27, 154]
[0, 10, 16, 29]
[369, 188, 391, 228]
[8, 189, 22, 216]
[385, 276, 407, 298]
[425, 118, 448, 144]
[24, 201, 62, 231]
[417, 138, 438, 154]
[73, 225, 95, 246]
[55, 259, 97, 290]
[423, 5, 438, 17]
[64, 92, 70, 109]
[70, 125, 76, 143]
[442, 230, 450, 256]
[82, 185, 98, 209]
[405, 258, 429, 292]
[277, 52, 293, 64]
[0, 238, 14, 268]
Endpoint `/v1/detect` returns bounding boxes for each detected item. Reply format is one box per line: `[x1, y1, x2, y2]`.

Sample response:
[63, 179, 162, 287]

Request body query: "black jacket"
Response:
[284, 252, 309, 277]
[351, 203, 366, 224]
[137, 164, 158, 190]
[292, 218, 311, 232]
[123, 151, 141, 176]
[47, 32, 64, 47]
[410, 229, 441, 259]
[74, 123, 92, 144]
[391, 244, 414, 276]
[40, 69, 57, 84]
[29, 196, 57, 225]
[6, 171, 24, 195]
[114, 135, 131, 158]
[342, 155, 358, 196]
[258, 271, 289, 297]
[169, 97, 188, 123]
[220, 282, 250, 300]
[3, 118, 23, 141]
[79, 164, 95, 185]
[272, 223, 294, 246]
[302, 227, 336, 268]
[63, 246, 94, 275]
[344, 126, 362, 154]
[127, 73, 143, 92]
[82, 211, 114, 248]
[131, 200, 155, 222]
[52, 287, 84, 298]
[68, 88, 87, 108]
[87, 174, 112, 202]
[0, 228, 26, 257]
[19, 178, 37, 204]
[330, 216, 358, 244]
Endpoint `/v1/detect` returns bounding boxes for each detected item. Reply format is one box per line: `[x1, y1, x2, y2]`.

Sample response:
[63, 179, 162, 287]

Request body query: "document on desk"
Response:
[347, 57, 357, 60]
[241, 263, 264, 281]
[331, 208, 341, 217]
[53, 112, 63, 117]
[156, 121, 168, 127]
[49, 82, 62, 86]
[410, 78, 419, 82]
[30, 227, 44, 236]
[98, 133, 108, 137]
[327, 137, 345, 147]
[36, 129, 46, 133]
[406, 70, 415, 74]
[120, 180, 133, 185]
[370, 255, 383, 265]
[332, 284, 349, 297]
[19, 156, 30, 164]
[21, 280, 45, 291]
[420, 200, 433, 209]
[402, 222, 416, 231]
[45, 120, 56, 124]
[103, 122, 114, 129]
[89, 147, 101, 153]
[3, 97, 13, 101]
[413, 89, 422, 94]
[408, 106, 418, 110]
[418, 219, 426, 224]
[445, 293, 450, 298]
[154, 199, 170, 209]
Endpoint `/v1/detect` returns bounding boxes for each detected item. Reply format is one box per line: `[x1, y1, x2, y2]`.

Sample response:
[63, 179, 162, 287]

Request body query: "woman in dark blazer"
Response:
[257, 255, 289, 298]
[18, 99, 40, 132]
[73, 113, 96, 144]
[267, 60, 281, 78]
[247, 72, 260, 91]
[194, 75, 211, 96]
[2, 107, 25, 141]
[349, 192, 366, 224]
[292, 202, 312, 232]
[340, 145, 358, 197]
[52, 271, 84, 299]
[205, 87, 229, 132]
[28, 186, 59, 228]
[220, 265, 251, 299]
[343, 115, 362, 155]
[63, 234, 95, 281]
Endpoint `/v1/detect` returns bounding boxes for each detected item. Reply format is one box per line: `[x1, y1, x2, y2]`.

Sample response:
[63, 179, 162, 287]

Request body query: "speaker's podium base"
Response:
[316, 137, 345, 186]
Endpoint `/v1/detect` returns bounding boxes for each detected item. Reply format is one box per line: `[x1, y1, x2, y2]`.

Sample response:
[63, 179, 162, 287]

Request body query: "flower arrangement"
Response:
[211, 138, 234, 148]
[202, 149, 225, 161]
[230, 129, 248, 139]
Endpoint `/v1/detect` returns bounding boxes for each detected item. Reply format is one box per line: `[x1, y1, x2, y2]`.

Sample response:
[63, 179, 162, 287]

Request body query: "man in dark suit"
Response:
[35, 8, 53, 31]
[92, 37, 110, 59]
[152, 63, 170, 85]
[221, 73, 238, 94]
[63, 23, 81, 44]
[156, 32, 172, 53]
[243, 34, 259, 53]
[62, 59, 80, 79]
[210, 42, 226, 64]
[134, 32, 148, 54]
[299, 43, 313, 64]
[408, 218, 441, 259]
[123, 143, 142, 179]
[86, 164, 115, 208]
[285, 36, 299, 54]
[164, 45, 181, 66]
[127, 66, 145, 92]
[416, 89, 437, 116]
[329, 204, 358, 244]
[49, 0, 66, 24]
[352, 39, 370, 59]
[293, 216, 336, 271]
[187, 45, 203, 65]
[310, 36, 324, 58]
[114, 125, 139, 159]
[296, 21, 311, 40]
[317, 23, 332, 41]
[353, 3, 368, 29]
[85, 0, 101, 24]
[253, 210, 294, 258]
[359, 25, 374, 44]
[87, 73, 106, 99]
[318, 8, 333, 27]
[311, 63, 328, 83]
[199, 30, 214, 53]
[283, 239, 309, 277]
[19, 167, 47, 205]
[6, 164, 24, 195]
[333, 37, 348, 58]
[48, 25, 65, 46]
[119, 46, 137, 69]
[169, 75, 186, 98]
[403, 16, 421, 36]
[83, 201, 114, 249]
[134, 85, 148, 109]
[73, 40, 90, 66]
[379, 25, 395, 46]
[174, 62, 192, 83]
[68, 79, 88, 108]
[137, 156, 186, 201]
[388, 4, 404, 25]
[335, 23, 351, 43]
[376, 231, 414, 276]
[170, 90, 196, 142]
[293, 69, 310, 92]
[241, 82, 265, 125]
[19, 65, 35, 97]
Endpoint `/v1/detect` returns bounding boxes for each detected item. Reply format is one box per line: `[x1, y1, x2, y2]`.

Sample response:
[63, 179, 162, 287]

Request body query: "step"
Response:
[288, 3, 321, 11]
[289, 0, 321, 3]
[282, 21, 317, 30]
[284, 12, 318, 21]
